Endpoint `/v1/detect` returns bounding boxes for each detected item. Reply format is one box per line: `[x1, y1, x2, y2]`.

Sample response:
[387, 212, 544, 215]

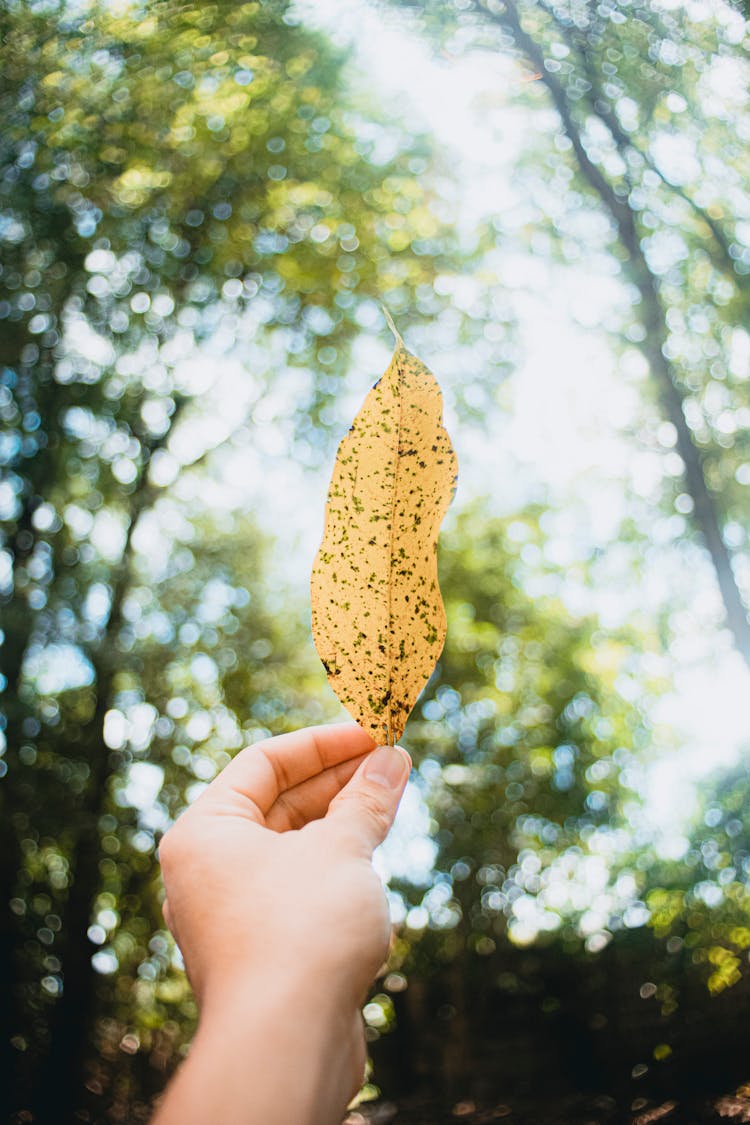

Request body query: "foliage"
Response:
[643, 757, 750, 1000]
[395, 504, 662, 964]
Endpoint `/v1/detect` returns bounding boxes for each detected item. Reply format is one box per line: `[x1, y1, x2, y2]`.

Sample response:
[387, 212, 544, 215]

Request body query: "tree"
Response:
[386, 0, 750, 667]
[644, 754, 750, 1002]
[397, 505, 658, 931]
[0, 0, 461, 1116]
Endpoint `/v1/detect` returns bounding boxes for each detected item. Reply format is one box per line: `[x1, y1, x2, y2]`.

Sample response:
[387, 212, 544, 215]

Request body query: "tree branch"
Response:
[545, 6, 743, 283]
[476, 0, 750, 666]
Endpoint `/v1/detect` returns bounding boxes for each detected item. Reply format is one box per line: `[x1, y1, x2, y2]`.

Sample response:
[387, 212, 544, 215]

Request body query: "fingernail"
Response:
[364, 746, 409, 789]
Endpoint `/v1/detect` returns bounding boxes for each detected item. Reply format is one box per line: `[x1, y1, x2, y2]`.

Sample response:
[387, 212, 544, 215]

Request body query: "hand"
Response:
[155, 723, 411, 1125]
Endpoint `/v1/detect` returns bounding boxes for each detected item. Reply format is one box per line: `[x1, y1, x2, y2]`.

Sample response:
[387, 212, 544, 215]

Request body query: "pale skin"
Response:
[153, 723, 411, 1125]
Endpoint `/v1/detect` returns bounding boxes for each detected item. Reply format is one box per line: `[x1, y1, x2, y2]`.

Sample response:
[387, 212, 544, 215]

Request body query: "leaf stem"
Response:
[381, 304, 405, 350]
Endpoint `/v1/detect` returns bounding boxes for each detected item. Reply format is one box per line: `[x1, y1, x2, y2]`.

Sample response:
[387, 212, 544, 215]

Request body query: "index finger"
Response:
[202, 722, 376, 817]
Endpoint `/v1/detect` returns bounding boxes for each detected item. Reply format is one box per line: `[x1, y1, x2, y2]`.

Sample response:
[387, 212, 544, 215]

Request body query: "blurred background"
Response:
[1, 0, 749, 1120]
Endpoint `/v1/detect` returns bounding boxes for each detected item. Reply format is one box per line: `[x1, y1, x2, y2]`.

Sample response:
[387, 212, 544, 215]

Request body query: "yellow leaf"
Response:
[311, 313, 457, 745]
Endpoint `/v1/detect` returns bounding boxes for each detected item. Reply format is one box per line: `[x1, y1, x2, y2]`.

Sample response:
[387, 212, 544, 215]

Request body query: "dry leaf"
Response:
[311, 313, 457, 745]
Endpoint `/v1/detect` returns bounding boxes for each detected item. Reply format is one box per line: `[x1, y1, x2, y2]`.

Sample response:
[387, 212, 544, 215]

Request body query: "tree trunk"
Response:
[0, 496, 52, 1118]
[31, 427, 176, 1121]
[0, 845, 21, 1122]
[32, 714, 117, 1122]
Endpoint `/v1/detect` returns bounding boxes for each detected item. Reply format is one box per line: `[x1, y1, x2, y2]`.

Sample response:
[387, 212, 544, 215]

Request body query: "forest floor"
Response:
[343, 1090, 750, 1124]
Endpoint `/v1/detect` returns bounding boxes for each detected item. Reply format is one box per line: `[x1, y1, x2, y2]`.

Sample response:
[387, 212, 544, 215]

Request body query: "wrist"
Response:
[199, 962, 360, 1035]
[195, 934, 370, 1026]
[177, 968, 364, 1125]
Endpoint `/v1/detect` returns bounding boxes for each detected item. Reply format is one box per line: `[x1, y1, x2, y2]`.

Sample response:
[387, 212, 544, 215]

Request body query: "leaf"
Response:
[311, 313, 457, 745]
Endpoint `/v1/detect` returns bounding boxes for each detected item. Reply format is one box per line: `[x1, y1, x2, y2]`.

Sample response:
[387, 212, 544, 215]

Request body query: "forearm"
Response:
[153, 974, 362, 1125]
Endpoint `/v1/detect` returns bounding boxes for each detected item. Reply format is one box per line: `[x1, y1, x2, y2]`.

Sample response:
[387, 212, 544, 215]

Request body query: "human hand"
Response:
[155, 723, 411, 1125]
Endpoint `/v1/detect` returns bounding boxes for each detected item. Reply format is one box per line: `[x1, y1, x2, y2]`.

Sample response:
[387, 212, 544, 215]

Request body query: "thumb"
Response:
[325, 745, 411, 856]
